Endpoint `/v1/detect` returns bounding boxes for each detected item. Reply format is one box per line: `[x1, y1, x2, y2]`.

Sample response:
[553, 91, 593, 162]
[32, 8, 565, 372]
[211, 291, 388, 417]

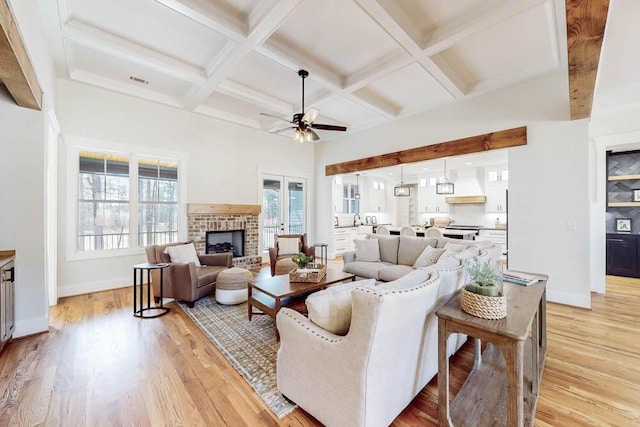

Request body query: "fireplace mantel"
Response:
[187, 204, 261, 215]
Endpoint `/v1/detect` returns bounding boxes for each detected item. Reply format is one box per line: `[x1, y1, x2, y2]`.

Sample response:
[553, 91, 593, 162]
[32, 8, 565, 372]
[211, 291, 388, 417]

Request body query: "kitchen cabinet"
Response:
[485, 165, 508, 213]
[365, 176, 387, 213]
[1, 252, 15, 353]
[606, 234, 640, 277]
[418, 178, 449, 213]
[334, 227, 357, 256]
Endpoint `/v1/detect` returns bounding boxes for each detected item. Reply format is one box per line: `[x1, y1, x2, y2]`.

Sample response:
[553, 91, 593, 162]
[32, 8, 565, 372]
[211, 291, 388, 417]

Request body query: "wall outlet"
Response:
[567, 221, 577, 231]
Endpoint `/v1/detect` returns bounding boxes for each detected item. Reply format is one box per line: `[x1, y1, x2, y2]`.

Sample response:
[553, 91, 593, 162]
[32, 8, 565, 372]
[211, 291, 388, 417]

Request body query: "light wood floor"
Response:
[1, 271, 639, 426]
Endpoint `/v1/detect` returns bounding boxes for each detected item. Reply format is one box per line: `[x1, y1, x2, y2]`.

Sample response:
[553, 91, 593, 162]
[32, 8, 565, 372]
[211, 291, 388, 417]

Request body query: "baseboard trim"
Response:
[58, 276, 130, 298]
[547, 289, 591, 308]
[15, 315, 49, 338]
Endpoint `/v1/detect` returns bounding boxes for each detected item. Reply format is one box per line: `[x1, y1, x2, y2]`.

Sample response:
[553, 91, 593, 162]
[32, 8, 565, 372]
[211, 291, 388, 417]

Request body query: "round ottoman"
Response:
[215, 267, 252, 305]
[275, 258, 297, 275]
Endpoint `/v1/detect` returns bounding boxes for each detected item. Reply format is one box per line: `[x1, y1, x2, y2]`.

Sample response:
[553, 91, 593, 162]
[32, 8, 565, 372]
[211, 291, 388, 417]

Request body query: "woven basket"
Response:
[289, 263, 327, 283]
[461, 287, 507, 320]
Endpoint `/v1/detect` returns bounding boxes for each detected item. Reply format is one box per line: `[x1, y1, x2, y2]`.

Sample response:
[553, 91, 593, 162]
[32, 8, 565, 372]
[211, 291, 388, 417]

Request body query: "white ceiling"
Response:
[40, 0, 567, 141]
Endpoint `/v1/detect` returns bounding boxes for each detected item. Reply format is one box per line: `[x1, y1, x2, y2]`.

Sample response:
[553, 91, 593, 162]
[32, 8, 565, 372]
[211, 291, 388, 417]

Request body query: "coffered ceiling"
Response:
[41, 0, 566, 140]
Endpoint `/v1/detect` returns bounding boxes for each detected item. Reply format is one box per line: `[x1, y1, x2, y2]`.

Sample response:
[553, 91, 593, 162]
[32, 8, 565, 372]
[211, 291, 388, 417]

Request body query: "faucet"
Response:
[353, 213, 361, 226]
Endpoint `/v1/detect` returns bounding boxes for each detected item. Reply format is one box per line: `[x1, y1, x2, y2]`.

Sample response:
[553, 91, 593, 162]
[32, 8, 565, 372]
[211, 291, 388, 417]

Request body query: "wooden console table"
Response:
[436, 274, 547, 426]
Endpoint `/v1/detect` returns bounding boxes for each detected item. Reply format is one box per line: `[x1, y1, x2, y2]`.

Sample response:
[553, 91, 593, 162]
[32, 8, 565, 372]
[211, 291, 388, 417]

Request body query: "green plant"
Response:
[291, 252, 314, 269]
[464, 257, 502, 297]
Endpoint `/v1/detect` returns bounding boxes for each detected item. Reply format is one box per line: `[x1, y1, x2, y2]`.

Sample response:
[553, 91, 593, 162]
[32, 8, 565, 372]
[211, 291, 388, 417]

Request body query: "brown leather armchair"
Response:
[145, 241, 233, 307]
[268, 233, 314, 276]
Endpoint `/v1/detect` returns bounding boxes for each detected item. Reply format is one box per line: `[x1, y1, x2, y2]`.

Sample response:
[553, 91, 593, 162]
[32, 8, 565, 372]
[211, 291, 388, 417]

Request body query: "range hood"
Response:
[445, 168, 486, 204]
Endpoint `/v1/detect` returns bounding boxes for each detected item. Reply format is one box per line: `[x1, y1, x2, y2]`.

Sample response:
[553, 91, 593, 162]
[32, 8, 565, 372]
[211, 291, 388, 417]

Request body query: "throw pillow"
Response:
[454, 245, 480, 261]
[444, 242, 467, 253]
[306, 278, 376, 335]
[278, 237, 301, 255]
[413, 246, 446, 268]
[164, 243, 201, 267]
[435, 252, 461, 269]
[354, 239, 381, 262]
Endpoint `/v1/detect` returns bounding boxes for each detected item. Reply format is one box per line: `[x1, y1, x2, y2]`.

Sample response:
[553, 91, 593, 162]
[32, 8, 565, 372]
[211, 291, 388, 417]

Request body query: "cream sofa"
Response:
[342, 234, 500, 282]
[276, 268, 467, 427]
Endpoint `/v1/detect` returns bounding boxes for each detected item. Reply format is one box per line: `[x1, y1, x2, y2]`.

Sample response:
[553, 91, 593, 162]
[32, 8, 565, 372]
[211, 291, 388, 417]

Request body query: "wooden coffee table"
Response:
[248, 268, 356, 339]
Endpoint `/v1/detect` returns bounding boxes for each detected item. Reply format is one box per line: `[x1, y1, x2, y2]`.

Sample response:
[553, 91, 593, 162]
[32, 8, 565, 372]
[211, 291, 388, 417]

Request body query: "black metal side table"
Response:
[133, 263, 170, 318]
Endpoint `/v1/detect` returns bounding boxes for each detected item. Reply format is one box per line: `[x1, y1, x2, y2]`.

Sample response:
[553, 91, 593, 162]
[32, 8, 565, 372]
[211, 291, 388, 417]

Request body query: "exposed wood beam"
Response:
[325, 126, 527, 175]
[566, 0, 610, 120]
[0, 0, 42, 110]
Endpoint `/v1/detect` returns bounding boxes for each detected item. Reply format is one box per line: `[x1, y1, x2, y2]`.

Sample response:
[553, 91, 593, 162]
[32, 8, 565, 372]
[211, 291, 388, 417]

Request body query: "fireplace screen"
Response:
[206, 230, 245, 257]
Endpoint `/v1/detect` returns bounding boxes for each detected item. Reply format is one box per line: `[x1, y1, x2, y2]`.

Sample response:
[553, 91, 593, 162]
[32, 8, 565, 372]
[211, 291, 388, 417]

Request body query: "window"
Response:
[73, 144, 184, 257]
[78, 151, 130, 251]
[342, 183, 360, 213]
[138, 158, 178, 246]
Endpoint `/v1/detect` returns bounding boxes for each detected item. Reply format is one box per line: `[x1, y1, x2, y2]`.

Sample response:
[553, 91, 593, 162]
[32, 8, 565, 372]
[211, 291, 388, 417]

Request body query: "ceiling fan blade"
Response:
[269, 126, 295, 134]
[310, 123, 348, 132]
[302, 108, 319, 124]
[309, 129, 320, 141]
[260, 112, 292, 123]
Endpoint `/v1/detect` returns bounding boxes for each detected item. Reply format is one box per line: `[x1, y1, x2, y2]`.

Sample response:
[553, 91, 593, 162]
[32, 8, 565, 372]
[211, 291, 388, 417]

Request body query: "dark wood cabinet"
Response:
[0, 252, 15, 353]
[606, 234, 640, 277]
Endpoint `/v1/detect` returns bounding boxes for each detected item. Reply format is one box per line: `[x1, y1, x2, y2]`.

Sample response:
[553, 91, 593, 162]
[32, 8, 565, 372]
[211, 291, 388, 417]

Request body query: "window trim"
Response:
[65, 135, 188, 261]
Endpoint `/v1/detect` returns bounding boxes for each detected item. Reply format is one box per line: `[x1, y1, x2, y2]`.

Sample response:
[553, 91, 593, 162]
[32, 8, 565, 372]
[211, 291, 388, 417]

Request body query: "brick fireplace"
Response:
[187, 204, 262, 269]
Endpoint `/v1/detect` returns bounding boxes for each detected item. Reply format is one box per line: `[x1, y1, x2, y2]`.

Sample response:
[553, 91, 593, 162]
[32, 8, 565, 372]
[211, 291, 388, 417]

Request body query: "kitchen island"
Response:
[386, 226, 478, 240]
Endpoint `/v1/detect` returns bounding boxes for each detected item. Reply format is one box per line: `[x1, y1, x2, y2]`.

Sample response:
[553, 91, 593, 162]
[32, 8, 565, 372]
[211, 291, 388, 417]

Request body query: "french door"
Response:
[261, 174, 307, 257]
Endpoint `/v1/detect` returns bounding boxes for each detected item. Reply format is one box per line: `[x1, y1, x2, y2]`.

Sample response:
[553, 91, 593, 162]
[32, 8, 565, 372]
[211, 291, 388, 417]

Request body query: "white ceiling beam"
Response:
[343, 51, 414, 92]
[356, 0, 424, 53]
[217, 79, 292, 115]
[70, 69, 183, 108]
[153, 0, 246, 41]
[247, 0, 304, 43]
[354, 0, 465, 99]
[169, 0, 306, 111]
[181, 41, 252, 110]
[257, 38, 344, 90]
[63, 20, 207, 84]
[422, 0, 550, 56]
[194, 105, 261, 129]
[418, 57, 468, 98]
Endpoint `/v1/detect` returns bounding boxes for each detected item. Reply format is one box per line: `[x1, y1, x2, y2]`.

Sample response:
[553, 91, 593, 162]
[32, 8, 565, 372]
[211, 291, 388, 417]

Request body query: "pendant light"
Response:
[355, 173, 360, 199]
[436, 159, 454, 195]
[394, 166, 410, 197]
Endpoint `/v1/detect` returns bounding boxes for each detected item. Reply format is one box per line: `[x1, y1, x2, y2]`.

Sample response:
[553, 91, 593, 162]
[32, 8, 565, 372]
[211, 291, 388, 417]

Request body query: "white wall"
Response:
[315, 71, 593, 307]
[56, 80, 315, 296]
[0, 94, 49, 335]
[0, 0, 58, 336]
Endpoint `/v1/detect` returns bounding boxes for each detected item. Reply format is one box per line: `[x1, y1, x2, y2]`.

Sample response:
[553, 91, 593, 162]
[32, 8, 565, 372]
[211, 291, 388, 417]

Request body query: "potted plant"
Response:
[461, 257, 506, 319]
[291, 252, 314, 270]
[464, 257, 503, 297]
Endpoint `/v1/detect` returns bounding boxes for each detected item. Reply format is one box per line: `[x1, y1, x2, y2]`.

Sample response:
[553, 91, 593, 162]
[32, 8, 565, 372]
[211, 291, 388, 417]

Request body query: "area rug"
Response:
[176, 297, 296, 418]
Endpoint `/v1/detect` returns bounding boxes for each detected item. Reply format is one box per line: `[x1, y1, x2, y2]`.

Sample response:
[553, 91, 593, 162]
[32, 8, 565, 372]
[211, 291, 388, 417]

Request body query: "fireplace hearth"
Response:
[206, 230, 245, 258]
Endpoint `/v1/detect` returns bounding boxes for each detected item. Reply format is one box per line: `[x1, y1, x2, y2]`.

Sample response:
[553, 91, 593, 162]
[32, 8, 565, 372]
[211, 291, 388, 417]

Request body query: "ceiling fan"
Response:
[260, 69, 347, 143]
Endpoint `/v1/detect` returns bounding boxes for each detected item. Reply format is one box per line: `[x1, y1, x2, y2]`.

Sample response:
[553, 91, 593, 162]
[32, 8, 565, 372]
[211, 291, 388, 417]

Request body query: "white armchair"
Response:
[276, 269, 466, 427]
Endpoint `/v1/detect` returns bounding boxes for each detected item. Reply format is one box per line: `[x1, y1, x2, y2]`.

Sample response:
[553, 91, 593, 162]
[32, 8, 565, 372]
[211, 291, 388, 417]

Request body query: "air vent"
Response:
[129, 76, 149, 84]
